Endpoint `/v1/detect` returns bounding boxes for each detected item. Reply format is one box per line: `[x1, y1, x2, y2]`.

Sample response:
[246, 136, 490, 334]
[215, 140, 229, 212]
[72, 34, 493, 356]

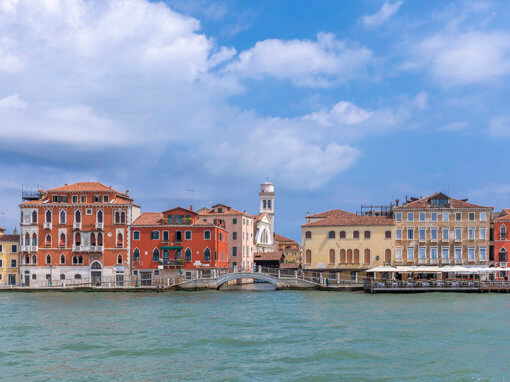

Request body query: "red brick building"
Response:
[494, 209, 510, 280]
[19, 182, 139, 286]
[131, 207, 229, 284]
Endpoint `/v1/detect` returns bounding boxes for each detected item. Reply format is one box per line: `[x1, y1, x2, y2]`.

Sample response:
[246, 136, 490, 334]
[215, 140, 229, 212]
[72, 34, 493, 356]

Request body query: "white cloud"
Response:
[0, 94, 26, 108]
[361, 1, 403, 28]
[489, 115, 510, 137]
[225, 33, 372, 87]
[406, 31, 510, 85]
[439, 121, 469, 131]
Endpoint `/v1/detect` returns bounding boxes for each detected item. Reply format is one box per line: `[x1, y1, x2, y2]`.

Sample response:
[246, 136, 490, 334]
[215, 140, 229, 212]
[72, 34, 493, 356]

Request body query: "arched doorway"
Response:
[91, 261, 102, 286]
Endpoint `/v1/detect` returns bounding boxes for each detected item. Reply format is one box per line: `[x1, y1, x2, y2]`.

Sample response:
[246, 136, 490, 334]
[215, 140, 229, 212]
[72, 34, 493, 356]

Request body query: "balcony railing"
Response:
[501, 234, 507, 240]
[500, 262, 508, 267]
[73, 222, 82, 230]
[43, 222, 52, 230]
[160, 259, 183, 266]
[96, 222, 104, 230]
[72, 245, 104, 253]
[430, 258, 438, 264]
[20, 245, 38, 252]
[418, 258, 427, 264]
[454, 258, 463, 264]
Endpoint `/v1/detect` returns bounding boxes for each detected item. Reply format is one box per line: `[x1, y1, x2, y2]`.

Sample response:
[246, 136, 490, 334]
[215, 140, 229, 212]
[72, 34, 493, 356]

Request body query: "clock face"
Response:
[108, 232, 113, 237]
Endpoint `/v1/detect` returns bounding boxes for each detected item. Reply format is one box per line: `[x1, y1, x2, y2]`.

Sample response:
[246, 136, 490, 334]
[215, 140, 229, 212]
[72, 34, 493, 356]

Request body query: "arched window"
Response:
[175, 249, 182, 260]
[73, 256, 78, 264]
[32, 210, 37, 223]
[74, 274, 81, 279]
[32, 233, 37, 246]
[60, 210, 66, 224]
[340, 231, 346, 239]
[78, 256, 83, 264]
[45, 210, 52, 223]
[97, 210, 103, 223]
[499, 248, 508, 262]
[32, 254, 37, 264]
[329, 231, 335, 239]
[347, 249, 352, 263]
[116, 233, 123, 248]
[364, 231, 371, 239]
[97, 233, 103, 246]
[204, 248, 211, 261]
[91, 261, 102, 269]
[25, 254, 30, 264]
[185, 248, 192, 262]
[25, 232, 30, 246]
[385, 249, 391, 264]
[152, 248, 160, 261]
[354, 249, 359, 263]
[501, 225, 507, 239]
[163, 250, 169, 260]
[133, 249, 140, 261]
[117, 254, 122, 264]
[340, 249, 346, 263]
[364, 249, 371, 264]
[90, 233, 96, 246]
[60, 254, 66, 264]
[46, 254, 51, 264]
[115, 211, 120, 224]
[120, 211, 126, 224]
[59, 232, 66, 247]
[353, 231, 360, 239]
[261, 229, 268, 244]
[45, 234, 52, 247]
[305, 249, 312, 264]
[75, 232, 81, 246]
[305, 231, 312, 239]
[175, 231, 182, 242]
[329, 249, 335, 264]
[60, 274, 65, 280]
[75, 210, 81, 223]
[263, 200, 267, 209]
[268, 200, 272, 209]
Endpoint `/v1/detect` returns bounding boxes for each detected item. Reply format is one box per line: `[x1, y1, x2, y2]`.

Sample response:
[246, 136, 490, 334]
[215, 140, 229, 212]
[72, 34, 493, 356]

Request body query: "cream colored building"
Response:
[0, 227, 20, 286]
[301, 209, 395, 281]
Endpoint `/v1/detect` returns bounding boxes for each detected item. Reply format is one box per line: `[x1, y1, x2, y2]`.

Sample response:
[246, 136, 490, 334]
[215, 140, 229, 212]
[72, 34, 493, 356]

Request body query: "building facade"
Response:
[494, 209, 510, 280]
[199, 204, 255, 271]
[132, 207, 229, 284]
[0, 228, 19, 285]
[18, 182, 139, 286]
[393, 193, 492, 267]
[273, 233, 301, 265]
[301, 209, 395, 281]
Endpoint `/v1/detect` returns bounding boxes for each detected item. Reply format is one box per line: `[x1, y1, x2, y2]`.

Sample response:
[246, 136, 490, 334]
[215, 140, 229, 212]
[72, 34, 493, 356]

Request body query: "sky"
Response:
[1, 0, 510, 240]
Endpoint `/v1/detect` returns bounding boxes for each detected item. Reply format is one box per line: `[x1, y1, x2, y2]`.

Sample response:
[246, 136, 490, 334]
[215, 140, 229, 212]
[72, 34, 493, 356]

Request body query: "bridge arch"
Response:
[215, 272, 281, 289]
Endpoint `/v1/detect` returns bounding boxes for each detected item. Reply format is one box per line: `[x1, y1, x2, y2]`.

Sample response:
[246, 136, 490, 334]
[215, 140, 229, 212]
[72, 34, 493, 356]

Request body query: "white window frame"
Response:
[441, 247, 449, 259]
[480, 212, 487, 222]
[468, 247, 475, 260]
[431, 227, 438, 242]
[204, 230, 211, 240]
[407, 213, 414, 222]
[430, 247, 438, 259]
[431, 212, 437, 222]
[479, 227, 486, 240]
[442, 212, 449, 222]
[407, 228, 414, 240]
[479, 247, 487, 260]
[406, 247, 414, 260]
[85, 209, 92, 215]
[454, 246, 462, 259]
[419, 227, 426, 242]
[419, 212, 426, 222]
[396, 229, 402, 240]
[455, 212, 462, 222]
[395, 212, 402, 222]
[418, 247, 426, 259]
[468, 227, 475, 240]
[468, 212, 475, 222]
[442, 228, 449, 241]
[455, 227, 462, 242]
[395, 248, 402, 260]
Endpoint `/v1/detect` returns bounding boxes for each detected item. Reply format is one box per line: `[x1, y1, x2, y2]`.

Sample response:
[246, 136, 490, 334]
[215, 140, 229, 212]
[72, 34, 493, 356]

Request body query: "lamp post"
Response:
[46, 265, 56, 287]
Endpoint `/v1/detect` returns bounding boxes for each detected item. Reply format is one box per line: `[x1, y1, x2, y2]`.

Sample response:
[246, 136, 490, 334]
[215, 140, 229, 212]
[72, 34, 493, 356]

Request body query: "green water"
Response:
[0, 289, 508, 381]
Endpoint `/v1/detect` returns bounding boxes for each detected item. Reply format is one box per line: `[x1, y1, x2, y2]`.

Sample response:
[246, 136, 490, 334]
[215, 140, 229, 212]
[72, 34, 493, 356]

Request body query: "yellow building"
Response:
[301, 209, 394, 282]
[0, 227, 20, 286]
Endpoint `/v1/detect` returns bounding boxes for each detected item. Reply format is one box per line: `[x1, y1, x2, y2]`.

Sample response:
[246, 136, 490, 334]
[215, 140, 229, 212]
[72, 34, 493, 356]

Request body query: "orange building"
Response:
[132, 207, 229, 284]
[494, 209, 510, 280]
[18, 182, 139, 286]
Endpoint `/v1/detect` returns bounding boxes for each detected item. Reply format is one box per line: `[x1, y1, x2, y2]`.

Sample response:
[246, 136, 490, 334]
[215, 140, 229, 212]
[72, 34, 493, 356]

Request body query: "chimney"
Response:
[395, 199, 399, 207]
[125, 190, 129, 196]
[190, 204, 193, 211]
[306, 212, 310, 216]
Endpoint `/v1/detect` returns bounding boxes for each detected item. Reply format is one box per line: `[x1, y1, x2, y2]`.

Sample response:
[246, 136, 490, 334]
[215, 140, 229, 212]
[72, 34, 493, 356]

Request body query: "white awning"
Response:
[366, 266, 398, 272]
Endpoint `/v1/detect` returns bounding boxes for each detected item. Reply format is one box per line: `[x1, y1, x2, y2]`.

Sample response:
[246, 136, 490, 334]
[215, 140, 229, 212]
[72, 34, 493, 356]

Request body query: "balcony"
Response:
[43, 222, 52, 230]
[73, 222, 82, 230]
[95, 222, 104, 230]
[454, 258, 463, 264]
[430, 258, 438, 264]
[160, 259, 183, 267]
[501, 234, 507, 240]
[440, 258, 450, 265]
[500, 262, 508, 267]
[72, 245, 104, 253]
[418, 258, 427, 265]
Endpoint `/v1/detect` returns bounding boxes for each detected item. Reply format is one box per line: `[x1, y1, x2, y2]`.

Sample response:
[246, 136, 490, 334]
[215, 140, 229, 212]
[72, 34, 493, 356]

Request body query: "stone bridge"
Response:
[175, 272, 320, 290]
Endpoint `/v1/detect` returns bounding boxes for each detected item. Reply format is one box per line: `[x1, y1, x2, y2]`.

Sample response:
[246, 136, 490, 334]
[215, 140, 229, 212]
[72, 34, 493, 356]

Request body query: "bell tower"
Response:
[259, 179, 275, 238]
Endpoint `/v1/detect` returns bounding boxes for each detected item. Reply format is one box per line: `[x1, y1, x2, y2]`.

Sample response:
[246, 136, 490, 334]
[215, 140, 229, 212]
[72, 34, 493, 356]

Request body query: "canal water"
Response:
[0, 290, 508, 381]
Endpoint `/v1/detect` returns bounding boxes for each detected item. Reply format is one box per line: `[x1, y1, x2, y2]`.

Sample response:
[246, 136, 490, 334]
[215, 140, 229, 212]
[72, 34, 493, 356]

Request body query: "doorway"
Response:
[91, 261, 102, 286]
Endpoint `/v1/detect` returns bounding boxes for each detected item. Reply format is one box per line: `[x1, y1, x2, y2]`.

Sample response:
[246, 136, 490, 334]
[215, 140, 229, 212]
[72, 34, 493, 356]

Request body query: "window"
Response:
[431, 228, 438, 241]
[73, 256, 78, 264]
[185, 248, 192, 262]
[86, 208, 92, 215]
[185, 231, 191, 240]
[25, 233, 30, 246]
[339, 249, 346, 263]
[407, 247, 414, 260]
[305, 249, 311, 264]
[94, 195, 101, 203]
[268, 200, 272, 209]
[233, 218, 237, 224]
[455, 227, 462, 241]
[32, 274, 37, 280]
[0, 259, 2, 267]
[120, 212, 126, 224]
[353, 231, 360, 239]
[263, 200, 266, 209]
[364, 249, 370, 264]
[204, 231, 211, 240]
[395, 248, 402, 259]
[11, 244, 17, 253]
[163, 231, 169, 242]
[103, 195, 109, 203]
[442, 247, 449, 259]
[81, 195, 86, 203]
[97, 210, 103, 222]
[11, 259, 16, 268]
[116, 233, 123, 248]
[115, 211, 120, 224]
[468, 247, 475, 260]
[45, 234, 52, 247]
[329, 231, 335, 239]
[204, 248, 211, 261]
[442, 212, 449, 222]
[353, 249, 360, 263]
[480, 212, 487, 222]
[340, 231, 346, 239]
[455, 247, 462, 259]
[431, 247, 438, 259]
[152, 248, 160, 261]
[499, 249, 508, 262]
[243, 218, 245, 225]
[419, 247, 426, 259]
[479, 227, 486, 240]
[329, 249, 335, 264]
[407, 228, 414, 240]
[78, 256, 83, 264]
[419, 212, 426, 222]
[75, 210, 81, 223]
[32, 254, 37, 264]
[133, 231, 140, 240]
[0, 244, 2, 252]
[396, 229, 402, 240]
[97, 233, 103, 246]
[419, 228, 426, 241]
[232, 232, 237, 240]
[364, 231, 371, 239]
[59, 210, 66, 224]
[46, 254, 51, 264]
[72, 195, 78, 203]
[442, 228, 449, 241]
[60, 274, 65, 280]
[60, 254, 66, 264]
[305, 231, 312, 239]
[468, 212, 475, 222]
[468, 227, 475, 240]
[75, 274, 81, 279]
[151, 231, 160, 240]
[385, 231, 391, 239]
[175, 231, 182, 242]
[480, 247, 487, 260]
[133, 249, 140, 261]
[32, 210, 37, 223]
[431, 212, 437, 222]
[455, 212, 462, 222]
[407, 213, 414, 222]
[232, 247, 237, 257]
[395, 212, 402, 222]
[59, 232, 66, 247]
[500, 225, 507, 240]
[117, 254, 122, 264]
[385, 249, 391, 263]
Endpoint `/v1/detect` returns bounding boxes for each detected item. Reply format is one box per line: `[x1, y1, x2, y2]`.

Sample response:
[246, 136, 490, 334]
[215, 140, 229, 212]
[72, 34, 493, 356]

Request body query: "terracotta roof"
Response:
[200, 205, 245, 216]
[274, 233, 298, 244]
[306, 209, 345, 218]
[0, 234, 20, 242]
[255, 212, 267, 222]
[279, 262, 299, 269]
[396, 192, 490, 209]
[133, 212, 164, 225]
[303, 209, 394, 227]
[162, 207, 196, 215]
[48, 182, 123, 194]
[495, 209, 510, 221]
[254, 251, 283, 261]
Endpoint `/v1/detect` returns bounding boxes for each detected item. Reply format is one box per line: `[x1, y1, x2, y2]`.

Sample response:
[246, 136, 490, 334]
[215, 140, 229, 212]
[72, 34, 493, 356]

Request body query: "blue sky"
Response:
[1, 0, 510, 240]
